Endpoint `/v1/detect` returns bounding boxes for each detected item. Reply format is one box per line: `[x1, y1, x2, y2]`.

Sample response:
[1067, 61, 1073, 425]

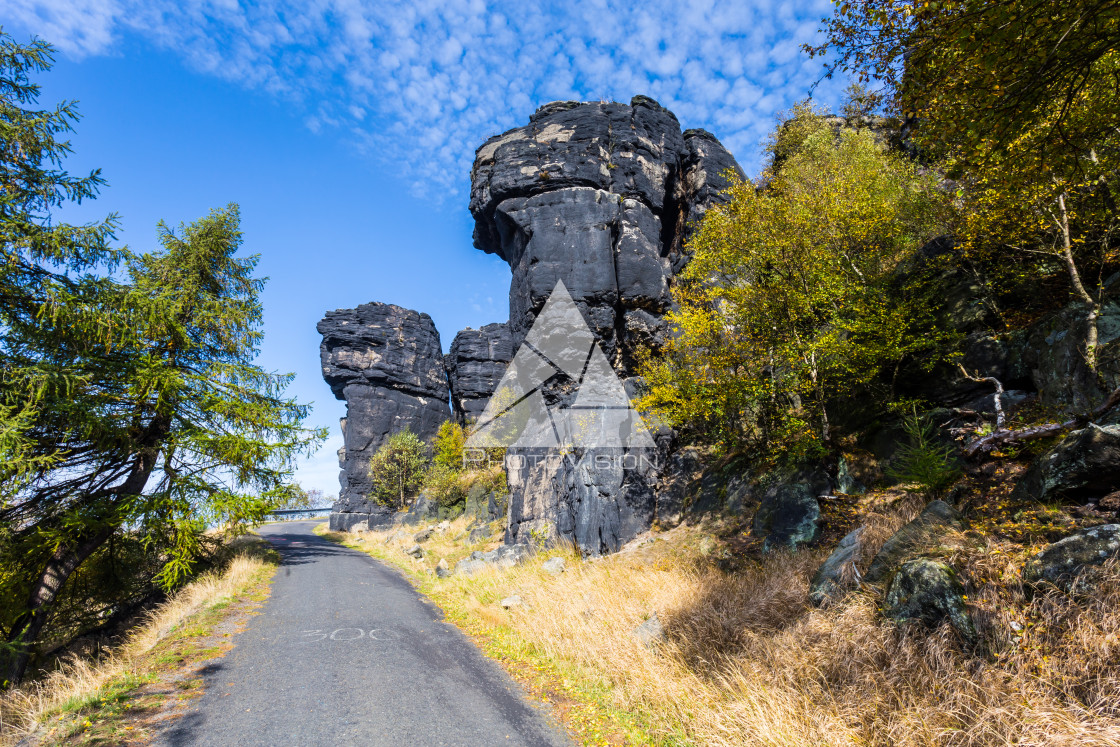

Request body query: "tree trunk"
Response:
[1055, 191, 1101, 376]
[2, 415, 168, 685]
[2, 526, 113, 686]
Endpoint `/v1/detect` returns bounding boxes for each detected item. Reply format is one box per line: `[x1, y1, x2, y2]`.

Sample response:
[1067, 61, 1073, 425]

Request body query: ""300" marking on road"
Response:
[298, 627, 397, 642]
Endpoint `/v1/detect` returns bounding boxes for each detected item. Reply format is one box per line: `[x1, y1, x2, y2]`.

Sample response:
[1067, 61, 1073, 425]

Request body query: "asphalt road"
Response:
[159, 520, 570, 747]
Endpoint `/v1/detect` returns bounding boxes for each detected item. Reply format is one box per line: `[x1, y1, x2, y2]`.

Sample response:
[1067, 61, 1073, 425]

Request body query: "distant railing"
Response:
[264, 507, 333, 521]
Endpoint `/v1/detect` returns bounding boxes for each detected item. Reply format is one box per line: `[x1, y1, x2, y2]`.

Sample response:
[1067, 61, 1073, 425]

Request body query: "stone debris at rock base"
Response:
[435, 558, 451, 578]
[414, 527, 433, 543]
[632, 612, 666, 647]
[1022, 524, 1120, 591]
[542, 557, 567, 575]
[454, 544, 533, 576]
[405, 544, 424, 559]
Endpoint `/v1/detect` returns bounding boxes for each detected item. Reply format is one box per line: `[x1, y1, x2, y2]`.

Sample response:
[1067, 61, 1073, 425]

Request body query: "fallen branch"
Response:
[963, 384, 1120, 459]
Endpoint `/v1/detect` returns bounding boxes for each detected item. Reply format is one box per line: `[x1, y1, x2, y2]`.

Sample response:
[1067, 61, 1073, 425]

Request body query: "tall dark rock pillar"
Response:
[468, 96, 743, 555]
[317, 303, 449, 530]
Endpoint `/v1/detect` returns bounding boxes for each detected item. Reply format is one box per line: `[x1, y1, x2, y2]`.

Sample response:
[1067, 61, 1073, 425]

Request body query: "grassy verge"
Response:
[0, 536, 279, 746]
[319, 495, 1120, 747]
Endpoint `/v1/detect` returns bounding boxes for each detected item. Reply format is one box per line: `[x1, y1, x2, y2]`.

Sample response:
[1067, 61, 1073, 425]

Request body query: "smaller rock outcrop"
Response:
[1013, 424, 1120, 504]
[318, 303, 449, 515]
[1022, 300, 1120, 413]
[1022, 524, 1120, 591]
[446, 323, 514, 422]
[809, 527, 864, 606]
[865, 500, 961, 584]
[542, 557, 567, 575]
[885, 558, 976, 643]
[751, 483, 821, 552]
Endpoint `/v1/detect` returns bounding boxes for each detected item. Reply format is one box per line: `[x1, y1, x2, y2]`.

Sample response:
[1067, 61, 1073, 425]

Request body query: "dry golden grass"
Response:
[0, 545, 275, 745]
[336, 507, 1120, 746]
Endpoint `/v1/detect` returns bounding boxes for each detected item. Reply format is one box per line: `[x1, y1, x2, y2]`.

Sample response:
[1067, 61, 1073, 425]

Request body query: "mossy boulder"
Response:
[865, 500, 961, 584]
[1013, 424, 1120, 504]
[751, 483, 820, 552]
[1022, 524, 1120, 591]
[885, 558, 976, 644]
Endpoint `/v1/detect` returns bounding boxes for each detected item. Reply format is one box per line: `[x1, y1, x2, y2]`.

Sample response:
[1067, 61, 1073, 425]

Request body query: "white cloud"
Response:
[12, 0, 850, 193]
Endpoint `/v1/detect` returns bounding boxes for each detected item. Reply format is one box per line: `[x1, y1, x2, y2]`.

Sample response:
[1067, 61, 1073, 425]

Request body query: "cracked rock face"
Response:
[446, 322, 514, 422]
[470, 95, 743, 369]
[469, 97, 743, 555]
[317, 303, 449, 509]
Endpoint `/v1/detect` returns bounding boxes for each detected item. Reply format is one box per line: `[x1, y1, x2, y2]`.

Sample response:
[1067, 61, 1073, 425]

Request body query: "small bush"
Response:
[432, 421, 466, 471]
[369, 430, 426, 509]
[424, 463, 466, 513]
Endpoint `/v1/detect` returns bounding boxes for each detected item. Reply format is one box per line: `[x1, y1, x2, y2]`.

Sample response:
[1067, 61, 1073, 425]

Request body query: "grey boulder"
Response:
[1022, 524, 1120, 591]
[885, 558, 976, 644]
[542, 557, 567, 576]
[809, 527, 864, 606]
[1014, 424, 1120, 504]
[632, 613, 666, 647]
[865, 500, 961, 585]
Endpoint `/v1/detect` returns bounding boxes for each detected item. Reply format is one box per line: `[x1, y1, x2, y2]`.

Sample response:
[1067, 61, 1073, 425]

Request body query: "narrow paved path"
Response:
[160, 520, 570, 747]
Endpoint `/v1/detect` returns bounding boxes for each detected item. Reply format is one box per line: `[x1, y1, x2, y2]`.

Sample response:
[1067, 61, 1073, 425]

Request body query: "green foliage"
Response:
[0, 31, 121, 508]
[369, 430, 427, 509]
[637, 104, 954, 454]
[811, 0, 1120, 361]
[0, 33, 322, 683]
[424, 462, 466, 511]
[432, 420, 466, 471]
[809, 0, 1119, 175]
[886, 407, 962, 497]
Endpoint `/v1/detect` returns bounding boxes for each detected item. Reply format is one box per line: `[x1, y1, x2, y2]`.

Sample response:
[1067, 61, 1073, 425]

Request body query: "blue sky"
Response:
[7, 0, 848, 498]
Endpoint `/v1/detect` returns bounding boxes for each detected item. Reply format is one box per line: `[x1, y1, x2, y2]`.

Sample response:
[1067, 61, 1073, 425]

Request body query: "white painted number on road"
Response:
[298, 628, 395, 643]
[329, 627, 364, 641]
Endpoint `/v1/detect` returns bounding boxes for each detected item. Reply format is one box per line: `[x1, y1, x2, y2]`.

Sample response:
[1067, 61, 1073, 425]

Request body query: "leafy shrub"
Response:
[423, 463, 466, 513]
[431, 421, 466, 471]
[369, 430, 427, 509]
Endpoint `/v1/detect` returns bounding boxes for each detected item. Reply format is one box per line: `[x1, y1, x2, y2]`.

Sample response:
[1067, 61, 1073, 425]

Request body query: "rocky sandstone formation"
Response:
[470, 96, 743, 367]
[318, 303, 449, 529]
[446, 323, 513, 421]
[468, 97, 743, 555]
